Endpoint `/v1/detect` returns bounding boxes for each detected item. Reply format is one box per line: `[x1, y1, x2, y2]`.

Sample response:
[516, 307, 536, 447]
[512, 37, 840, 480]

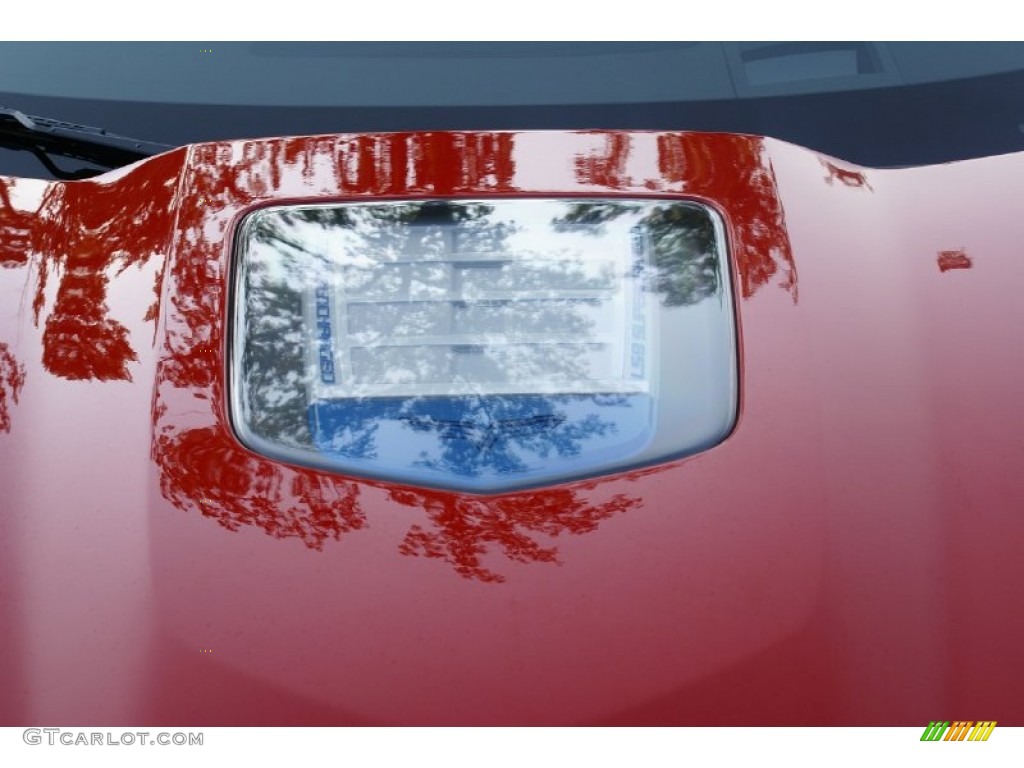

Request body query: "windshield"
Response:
[3, 41, 1024, 178]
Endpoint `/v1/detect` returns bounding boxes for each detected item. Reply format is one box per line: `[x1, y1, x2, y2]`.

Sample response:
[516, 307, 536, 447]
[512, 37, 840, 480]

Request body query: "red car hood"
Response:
[1, 130, 1022, 725]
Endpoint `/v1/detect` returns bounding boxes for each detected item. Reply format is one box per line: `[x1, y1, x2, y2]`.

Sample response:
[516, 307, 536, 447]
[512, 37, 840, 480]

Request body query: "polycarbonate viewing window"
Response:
[231, 199, 736, 492]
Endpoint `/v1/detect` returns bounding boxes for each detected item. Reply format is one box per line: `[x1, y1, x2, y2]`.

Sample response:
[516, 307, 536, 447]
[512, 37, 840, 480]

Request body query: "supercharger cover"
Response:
[231, 199, 736, 492]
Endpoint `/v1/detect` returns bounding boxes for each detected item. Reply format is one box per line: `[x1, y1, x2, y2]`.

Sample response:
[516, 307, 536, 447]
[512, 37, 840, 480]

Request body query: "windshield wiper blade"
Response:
[0, 106, 176, 179]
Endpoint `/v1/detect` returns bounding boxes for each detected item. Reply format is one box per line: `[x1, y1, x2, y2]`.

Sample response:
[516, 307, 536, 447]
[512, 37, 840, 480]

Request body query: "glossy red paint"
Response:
[1, 131, 1022, 725]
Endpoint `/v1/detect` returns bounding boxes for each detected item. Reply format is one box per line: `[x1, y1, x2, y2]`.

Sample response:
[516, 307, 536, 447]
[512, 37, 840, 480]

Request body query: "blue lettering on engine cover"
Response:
[315, 283, 335, 384]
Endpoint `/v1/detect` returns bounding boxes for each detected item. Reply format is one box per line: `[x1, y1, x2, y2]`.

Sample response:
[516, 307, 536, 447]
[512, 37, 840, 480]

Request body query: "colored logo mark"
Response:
[920, 721, 996, 741]
[937, 248, 972, 273]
